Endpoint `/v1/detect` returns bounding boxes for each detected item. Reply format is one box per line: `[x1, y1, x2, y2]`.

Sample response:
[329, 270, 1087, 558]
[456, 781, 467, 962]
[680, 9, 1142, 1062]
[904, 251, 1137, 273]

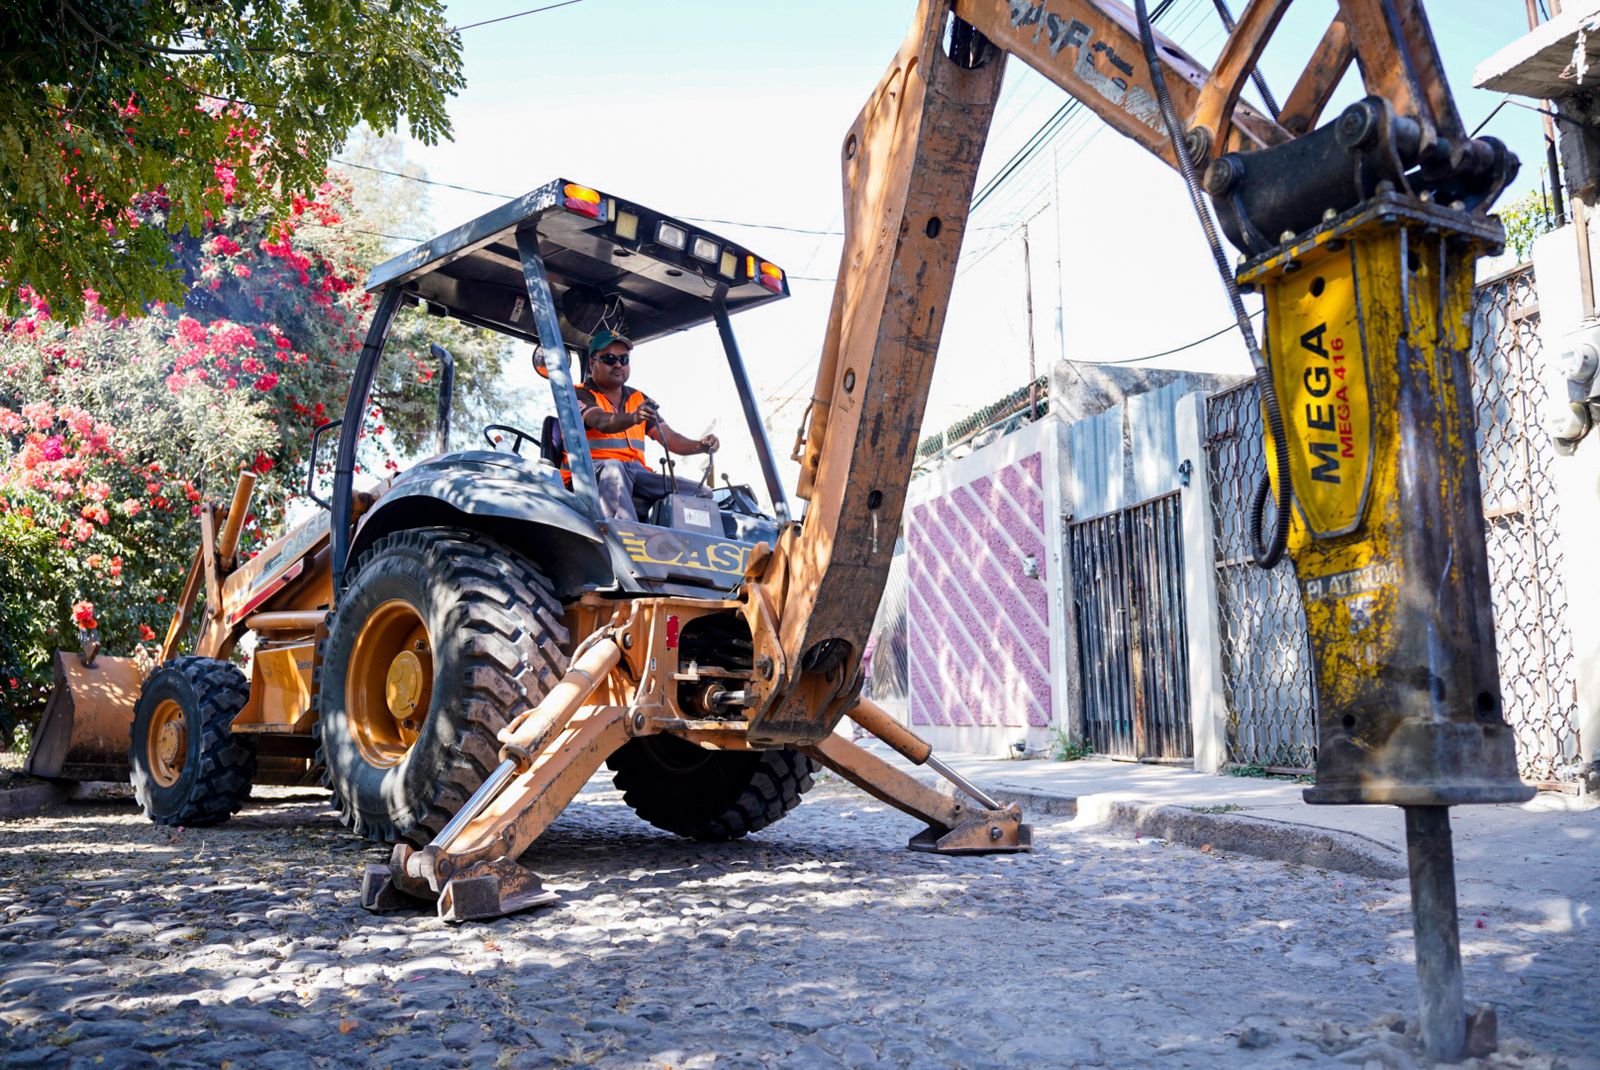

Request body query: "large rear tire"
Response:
[315, 528, 568, 845]
[130, 657, 256, 826]
[606, 734, 817, 841]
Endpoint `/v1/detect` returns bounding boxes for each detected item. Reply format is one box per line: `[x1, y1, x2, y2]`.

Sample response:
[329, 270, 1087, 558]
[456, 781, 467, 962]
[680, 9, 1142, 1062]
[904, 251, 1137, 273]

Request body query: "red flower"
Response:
[139, 623, 156, 641]
[72, 601, 98, 630]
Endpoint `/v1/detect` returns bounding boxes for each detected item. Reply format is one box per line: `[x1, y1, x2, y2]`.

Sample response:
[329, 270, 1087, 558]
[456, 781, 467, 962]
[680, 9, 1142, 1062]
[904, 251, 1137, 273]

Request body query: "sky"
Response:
[377, 0, 1554, 500]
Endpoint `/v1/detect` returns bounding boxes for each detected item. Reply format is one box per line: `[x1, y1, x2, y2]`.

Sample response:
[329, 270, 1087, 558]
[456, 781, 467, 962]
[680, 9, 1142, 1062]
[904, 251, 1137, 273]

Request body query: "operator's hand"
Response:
[631, 400, 661, 427]
[698, 434, 719, 454]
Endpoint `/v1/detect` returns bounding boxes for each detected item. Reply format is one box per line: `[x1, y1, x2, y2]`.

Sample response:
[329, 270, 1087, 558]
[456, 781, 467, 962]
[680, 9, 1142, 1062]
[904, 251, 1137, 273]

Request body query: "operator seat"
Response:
[540, 415, 670, 524]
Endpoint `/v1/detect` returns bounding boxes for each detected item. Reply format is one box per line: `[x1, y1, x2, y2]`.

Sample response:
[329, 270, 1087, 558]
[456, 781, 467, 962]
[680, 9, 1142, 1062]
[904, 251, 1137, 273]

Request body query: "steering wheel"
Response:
[483, 423, 539, 456]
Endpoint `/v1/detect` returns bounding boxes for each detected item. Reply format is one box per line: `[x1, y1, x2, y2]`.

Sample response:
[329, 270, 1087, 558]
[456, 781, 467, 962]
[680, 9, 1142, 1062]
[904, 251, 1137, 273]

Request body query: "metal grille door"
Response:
[1068, 492, 1191, 759]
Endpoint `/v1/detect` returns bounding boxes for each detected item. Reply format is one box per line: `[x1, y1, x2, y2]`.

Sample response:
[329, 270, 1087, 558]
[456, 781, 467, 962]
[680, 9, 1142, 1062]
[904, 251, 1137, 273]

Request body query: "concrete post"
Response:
[1174, 391, 1229, 773]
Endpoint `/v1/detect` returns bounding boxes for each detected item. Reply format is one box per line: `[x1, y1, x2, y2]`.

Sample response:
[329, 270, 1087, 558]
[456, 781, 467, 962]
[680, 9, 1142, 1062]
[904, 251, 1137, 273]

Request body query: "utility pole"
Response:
[1022, 222, 1038, 419]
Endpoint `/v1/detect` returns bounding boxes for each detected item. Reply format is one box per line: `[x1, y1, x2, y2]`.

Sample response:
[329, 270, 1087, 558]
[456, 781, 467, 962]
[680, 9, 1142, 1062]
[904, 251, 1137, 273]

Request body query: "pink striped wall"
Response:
[907, 451, 1053, 729]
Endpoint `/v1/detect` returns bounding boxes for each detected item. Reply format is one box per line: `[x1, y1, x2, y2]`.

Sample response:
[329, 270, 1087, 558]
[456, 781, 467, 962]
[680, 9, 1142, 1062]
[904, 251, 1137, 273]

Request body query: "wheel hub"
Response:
[386, 650, 424, 720]
[156, 721, 183, 766]
[347, 600, 433, 767]
[147, 698, 187, 788]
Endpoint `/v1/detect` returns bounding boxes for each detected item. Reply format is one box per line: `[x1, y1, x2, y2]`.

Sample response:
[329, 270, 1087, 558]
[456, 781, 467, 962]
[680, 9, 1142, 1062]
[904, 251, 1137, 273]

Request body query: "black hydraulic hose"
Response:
[1209, 0, 1281, 121]
[1133, 0, 1291, 569]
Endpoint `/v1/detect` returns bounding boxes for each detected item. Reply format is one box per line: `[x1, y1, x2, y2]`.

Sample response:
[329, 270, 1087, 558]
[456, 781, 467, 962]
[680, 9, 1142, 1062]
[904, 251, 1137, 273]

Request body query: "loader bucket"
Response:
[24, 651, 142, 782]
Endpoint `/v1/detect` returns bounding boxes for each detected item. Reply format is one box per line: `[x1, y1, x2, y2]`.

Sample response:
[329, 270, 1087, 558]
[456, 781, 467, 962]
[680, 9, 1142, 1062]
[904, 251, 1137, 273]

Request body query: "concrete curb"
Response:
[0, 782, 68, 821]
[1068, 795, 1408, 880]
[907, 772, 1408, 880]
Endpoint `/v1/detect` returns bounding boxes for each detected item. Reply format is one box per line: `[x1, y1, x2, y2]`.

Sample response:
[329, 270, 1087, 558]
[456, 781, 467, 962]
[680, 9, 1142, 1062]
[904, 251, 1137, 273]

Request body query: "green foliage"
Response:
[0, 512, 72, 742]
[1049, 725, 1092, 761]
[1499, 188, 1559, 263]
[0, 0, 464, 323]
[1225, 763, 1313, 784]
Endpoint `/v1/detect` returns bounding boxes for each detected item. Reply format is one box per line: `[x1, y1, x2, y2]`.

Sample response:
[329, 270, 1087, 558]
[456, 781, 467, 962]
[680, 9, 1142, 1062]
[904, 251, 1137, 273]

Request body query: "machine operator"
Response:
[576, 328, 719, 522]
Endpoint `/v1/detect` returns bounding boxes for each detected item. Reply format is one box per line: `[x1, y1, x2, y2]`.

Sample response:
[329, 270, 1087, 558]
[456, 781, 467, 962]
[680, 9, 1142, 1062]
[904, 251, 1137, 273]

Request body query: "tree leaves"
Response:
[0, 0, 465, 324]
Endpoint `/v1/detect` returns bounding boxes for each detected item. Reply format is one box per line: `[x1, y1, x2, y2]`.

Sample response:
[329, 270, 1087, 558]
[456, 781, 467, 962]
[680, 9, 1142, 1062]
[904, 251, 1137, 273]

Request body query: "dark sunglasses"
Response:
[594, 352, 630, 367]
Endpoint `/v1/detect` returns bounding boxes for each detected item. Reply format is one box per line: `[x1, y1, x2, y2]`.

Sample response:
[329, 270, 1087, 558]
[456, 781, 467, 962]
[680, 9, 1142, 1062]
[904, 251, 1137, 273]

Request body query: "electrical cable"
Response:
[328, 160, 846, 236]
[453, 0, 588, 33]
[1133, 0, 1291, 568]
[1085, 310, 1261, 364]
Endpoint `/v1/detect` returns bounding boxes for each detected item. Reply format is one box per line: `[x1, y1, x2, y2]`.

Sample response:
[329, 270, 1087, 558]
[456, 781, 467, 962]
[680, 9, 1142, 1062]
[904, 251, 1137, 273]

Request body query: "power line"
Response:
[328, 158, 851, 235]
[453, 0, 589, 33]
[330, 159, 512, 199]
[1085, 310, 1261, 365]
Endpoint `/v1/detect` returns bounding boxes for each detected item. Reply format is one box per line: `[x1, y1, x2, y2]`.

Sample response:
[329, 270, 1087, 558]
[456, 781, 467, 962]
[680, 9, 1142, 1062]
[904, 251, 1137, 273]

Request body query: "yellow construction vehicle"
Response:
[29, 178, 1032, 870]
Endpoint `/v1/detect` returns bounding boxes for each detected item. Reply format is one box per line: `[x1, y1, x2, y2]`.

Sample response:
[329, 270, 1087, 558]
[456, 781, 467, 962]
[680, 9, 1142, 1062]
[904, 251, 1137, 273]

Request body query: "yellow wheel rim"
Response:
[148, 698, 187, 788]
[346, 599, 432, 768]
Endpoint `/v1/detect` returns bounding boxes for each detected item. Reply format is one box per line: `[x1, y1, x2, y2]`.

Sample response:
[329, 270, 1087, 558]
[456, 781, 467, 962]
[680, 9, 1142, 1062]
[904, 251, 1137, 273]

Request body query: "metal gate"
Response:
[1068, 492, 1191, 759]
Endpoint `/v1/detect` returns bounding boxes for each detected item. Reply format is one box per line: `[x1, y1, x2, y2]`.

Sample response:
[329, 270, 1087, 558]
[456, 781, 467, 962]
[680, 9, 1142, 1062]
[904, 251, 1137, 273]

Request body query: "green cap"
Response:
[587, 328, 631, 356]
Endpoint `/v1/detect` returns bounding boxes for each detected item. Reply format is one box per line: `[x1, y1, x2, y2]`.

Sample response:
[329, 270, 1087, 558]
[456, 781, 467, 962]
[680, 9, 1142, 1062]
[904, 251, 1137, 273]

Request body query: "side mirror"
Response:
[306, 418, 344, 510]
[430, 343, 455, 454]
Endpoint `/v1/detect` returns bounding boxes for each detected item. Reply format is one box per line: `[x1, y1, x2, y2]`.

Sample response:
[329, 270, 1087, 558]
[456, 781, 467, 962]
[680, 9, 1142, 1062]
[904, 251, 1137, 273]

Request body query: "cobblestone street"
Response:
[0, 776, 1592, 1069]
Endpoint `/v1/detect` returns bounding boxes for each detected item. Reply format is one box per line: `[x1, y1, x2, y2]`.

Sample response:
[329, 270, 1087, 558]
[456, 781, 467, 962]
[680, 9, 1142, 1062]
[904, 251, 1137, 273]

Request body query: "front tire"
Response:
[130, 657, 256, 826]
[315, 528, 568, 845]
[607, 734, 817, 841]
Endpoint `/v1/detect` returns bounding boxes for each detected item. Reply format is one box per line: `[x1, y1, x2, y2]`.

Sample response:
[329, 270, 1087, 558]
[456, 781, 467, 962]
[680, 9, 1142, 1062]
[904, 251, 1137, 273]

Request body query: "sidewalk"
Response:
[870, 743, 1600, 919]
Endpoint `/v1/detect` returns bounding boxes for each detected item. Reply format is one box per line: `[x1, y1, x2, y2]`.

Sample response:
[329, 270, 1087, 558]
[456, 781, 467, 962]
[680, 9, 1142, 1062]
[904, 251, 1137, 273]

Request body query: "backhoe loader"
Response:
[33, 3, 1530, 1054]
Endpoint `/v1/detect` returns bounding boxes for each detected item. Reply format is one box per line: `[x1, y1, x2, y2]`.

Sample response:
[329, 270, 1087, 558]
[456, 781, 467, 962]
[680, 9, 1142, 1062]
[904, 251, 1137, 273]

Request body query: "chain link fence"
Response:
[1204, 265, 1581, 782]
[1470, 266, 1581, 782]
[1205, 383, 1318, 771]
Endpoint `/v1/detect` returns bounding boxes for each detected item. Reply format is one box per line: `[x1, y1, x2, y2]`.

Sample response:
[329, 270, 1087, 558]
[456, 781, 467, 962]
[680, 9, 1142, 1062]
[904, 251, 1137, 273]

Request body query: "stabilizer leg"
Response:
[805, 732, 1031, 853]
[361, 635, 633, 922]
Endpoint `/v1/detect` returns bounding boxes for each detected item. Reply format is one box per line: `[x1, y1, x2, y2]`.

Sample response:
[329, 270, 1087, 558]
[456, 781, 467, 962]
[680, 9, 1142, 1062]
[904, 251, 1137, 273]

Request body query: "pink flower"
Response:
[72, 601, 98, 630]
[21, 401, 53, 430]
[40, 436, 64, 462]
[253, 373, 278, 391]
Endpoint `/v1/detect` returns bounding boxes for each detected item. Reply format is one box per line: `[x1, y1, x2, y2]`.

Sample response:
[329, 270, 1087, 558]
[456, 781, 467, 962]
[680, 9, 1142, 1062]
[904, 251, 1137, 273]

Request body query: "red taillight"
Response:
[665, 614, 680, 649]
[563, 183, 602, 219]
[757, 261, 785, 294]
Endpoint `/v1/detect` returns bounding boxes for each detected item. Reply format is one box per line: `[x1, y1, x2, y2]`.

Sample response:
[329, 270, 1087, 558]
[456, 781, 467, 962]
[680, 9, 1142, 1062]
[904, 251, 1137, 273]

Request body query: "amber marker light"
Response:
[563, 183, 603, 219]
[757, 261, 785, 294]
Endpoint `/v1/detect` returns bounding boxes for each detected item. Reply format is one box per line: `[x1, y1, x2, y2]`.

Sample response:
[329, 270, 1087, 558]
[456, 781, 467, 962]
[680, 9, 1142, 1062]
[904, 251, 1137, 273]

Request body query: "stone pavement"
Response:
[0, 765, 1596, 1069]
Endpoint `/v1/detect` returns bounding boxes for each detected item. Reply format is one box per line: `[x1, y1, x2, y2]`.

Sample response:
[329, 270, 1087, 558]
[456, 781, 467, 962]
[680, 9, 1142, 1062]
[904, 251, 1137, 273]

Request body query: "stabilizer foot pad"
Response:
[909, 815, 1033, 854]
[438, 856, 559, 923]
[361, 863, 428, 913]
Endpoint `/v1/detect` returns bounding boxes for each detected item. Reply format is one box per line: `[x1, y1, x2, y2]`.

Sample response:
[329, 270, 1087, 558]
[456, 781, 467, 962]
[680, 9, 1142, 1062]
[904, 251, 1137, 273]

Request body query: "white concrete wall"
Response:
[900, 416, 1069, 757]
[1531, 225, 1600, 784]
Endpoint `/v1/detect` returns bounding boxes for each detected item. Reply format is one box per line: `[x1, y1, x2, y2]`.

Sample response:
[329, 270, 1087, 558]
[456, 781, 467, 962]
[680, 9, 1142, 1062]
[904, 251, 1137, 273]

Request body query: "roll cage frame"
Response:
[329, 180, 794, 590]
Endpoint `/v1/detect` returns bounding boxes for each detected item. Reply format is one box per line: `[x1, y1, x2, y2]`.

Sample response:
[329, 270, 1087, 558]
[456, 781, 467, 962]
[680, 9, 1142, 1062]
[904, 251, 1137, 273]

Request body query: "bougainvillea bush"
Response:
[0, 178, 509, 742]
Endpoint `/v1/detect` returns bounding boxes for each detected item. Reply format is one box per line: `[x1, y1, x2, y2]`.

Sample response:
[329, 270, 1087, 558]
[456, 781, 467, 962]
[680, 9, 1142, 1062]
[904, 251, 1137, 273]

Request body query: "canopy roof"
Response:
[365, 179, 790, 348]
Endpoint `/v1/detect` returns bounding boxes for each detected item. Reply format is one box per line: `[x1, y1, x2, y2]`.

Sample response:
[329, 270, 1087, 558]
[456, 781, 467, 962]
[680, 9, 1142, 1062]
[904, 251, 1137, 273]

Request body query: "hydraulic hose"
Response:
[1133, 0, 1291, 569]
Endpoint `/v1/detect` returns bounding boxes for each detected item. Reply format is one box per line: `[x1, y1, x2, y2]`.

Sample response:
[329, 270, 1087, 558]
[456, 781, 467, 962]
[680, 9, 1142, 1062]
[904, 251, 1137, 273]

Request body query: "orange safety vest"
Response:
[574, 385, 652, 469]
